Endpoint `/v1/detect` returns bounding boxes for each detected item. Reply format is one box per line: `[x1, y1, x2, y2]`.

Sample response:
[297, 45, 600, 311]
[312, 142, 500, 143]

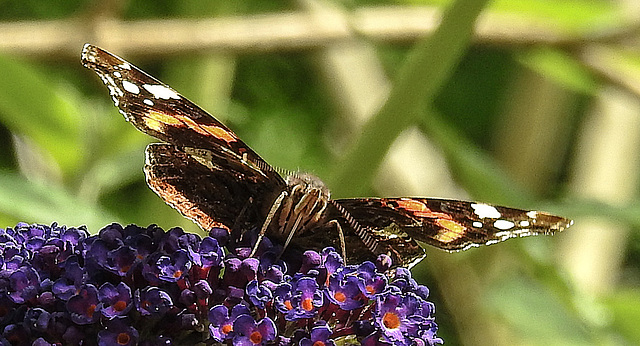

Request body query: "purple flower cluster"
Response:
[0, 222, 442, 345]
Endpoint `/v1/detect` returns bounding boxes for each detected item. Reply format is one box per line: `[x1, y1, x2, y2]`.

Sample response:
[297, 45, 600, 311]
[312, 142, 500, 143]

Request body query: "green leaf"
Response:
[490, 0, 621, 33]
[605, 290, 640, 343]
[556, 199, 640, 230]
[518, 48, 598, 94]
[329, 0, 491, 197]
[77, 147, 148, 200]
[413, 0, 622, 33]
[486, 274, 593, 345]
[418, 109, 532, 205]
[0, 171, 119, 232]
[0, 53, 85, 175]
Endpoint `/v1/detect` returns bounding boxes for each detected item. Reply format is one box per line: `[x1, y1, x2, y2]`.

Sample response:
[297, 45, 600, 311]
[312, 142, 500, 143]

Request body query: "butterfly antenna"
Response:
[330, 200, 379, 254]
[275, 166, 296, 179]
[254, 159, 278, 174]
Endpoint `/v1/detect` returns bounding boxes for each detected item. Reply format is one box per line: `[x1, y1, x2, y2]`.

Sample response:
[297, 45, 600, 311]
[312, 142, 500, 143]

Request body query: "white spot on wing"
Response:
[113, 71, 122, 78]
[471, 203, 501, 219]
[494, 220, 515, 230]
[472, 221, 483, 228]
[519, 220, 530, 227]
[143, 84, 180, 100]
[143, 99, 154, 106]
[100, 74, 123, 103]
[494, 230, 516, 240]
[122, 80, 140, 94]
[527, 210, 538, 218]
[118, 62, 131, 70]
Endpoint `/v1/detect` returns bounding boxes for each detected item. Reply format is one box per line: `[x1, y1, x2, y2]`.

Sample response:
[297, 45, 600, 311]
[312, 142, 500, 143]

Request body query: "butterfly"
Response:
[81, 44, 572, 268]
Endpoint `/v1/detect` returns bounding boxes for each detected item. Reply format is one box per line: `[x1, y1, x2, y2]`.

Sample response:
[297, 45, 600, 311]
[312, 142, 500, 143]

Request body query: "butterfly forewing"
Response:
[81, 44, 282, 184]
[335, 198, 572, 253]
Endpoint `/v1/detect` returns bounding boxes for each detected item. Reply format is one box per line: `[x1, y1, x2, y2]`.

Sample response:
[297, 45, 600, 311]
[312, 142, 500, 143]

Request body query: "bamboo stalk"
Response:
[560, 86, 640, 294]
[1, 5, 638, 59]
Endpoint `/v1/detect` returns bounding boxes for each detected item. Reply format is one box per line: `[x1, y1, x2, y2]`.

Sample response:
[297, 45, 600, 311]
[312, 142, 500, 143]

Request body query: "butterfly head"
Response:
[285, 172, 331, 201]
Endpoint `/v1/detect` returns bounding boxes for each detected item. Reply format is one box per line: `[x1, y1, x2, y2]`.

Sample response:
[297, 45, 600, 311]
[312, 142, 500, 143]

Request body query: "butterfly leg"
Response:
[226, 196, 255, 247]
[277, 212, 305, 260]
[278, 188, 326, 256]
[250, 190, 288, 257]
[232, 196, 253, 231]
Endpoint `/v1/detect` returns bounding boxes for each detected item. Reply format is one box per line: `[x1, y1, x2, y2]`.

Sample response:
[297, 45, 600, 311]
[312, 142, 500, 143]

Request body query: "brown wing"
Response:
[334, 198, 572, 265]
[313, 201, 424, 267]
[144, 143, 286, 234]
[81, 44, 281, 184]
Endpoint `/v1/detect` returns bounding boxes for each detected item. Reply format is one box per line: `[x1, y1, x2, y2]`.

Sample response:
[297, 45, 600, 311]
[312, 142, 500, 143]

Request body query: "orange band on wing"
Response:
[148, 110, 183, 126]
[145, 110, 238, 145]
[395, 199, 452, 219]
[147, 179, 230, 233]
[204, 125, 237, 144]
[143, 116, 165, 132]
[433, 219, 466, 243]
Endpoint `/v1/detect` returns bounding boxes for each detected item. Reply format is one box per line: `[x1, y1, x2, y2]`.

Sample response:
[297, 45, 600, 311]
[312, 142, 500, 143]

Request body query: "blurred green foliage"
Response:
[1, 0, 640, 345]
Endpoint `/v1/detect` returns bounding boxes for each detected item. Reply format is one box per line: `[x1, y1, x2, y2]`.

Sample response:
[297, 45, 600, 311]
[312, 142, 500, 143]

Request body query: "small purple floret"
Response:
[98, 282, 132, 318]
[233, 314, 277, 346]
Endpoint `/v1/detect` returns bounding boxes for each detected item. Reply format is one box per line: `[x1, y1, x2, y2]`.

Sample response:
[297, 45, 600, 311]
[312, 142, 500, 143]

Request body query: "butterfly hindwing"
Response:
[144, 143, 286, 234]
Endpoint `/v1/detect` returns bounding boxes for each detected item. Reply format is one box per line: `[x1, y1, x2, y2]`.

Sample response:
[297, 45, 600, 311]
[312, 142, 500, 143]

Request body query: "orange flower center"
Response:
[301, 298, 314, 311]
[284, 300, 293, 310]
[221, 323, 233, 334]
[249, 331, 263, 344]
[334, 291, 346, 303]
[173, 270, 182, 278]
[366, 285, 376, 294]
[383, 312, 401, 329]
[114, 300, 127, 312]
[117, 332, 130, 345]
[87, 304, 96, 317]
[313, 341, 326, 346]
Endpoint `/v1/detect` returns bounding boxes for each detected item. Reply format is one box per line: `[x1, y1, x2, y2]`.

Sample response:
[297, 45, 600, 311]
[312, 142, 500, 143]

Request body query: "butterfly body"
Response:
[82, 44, 572, 268]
